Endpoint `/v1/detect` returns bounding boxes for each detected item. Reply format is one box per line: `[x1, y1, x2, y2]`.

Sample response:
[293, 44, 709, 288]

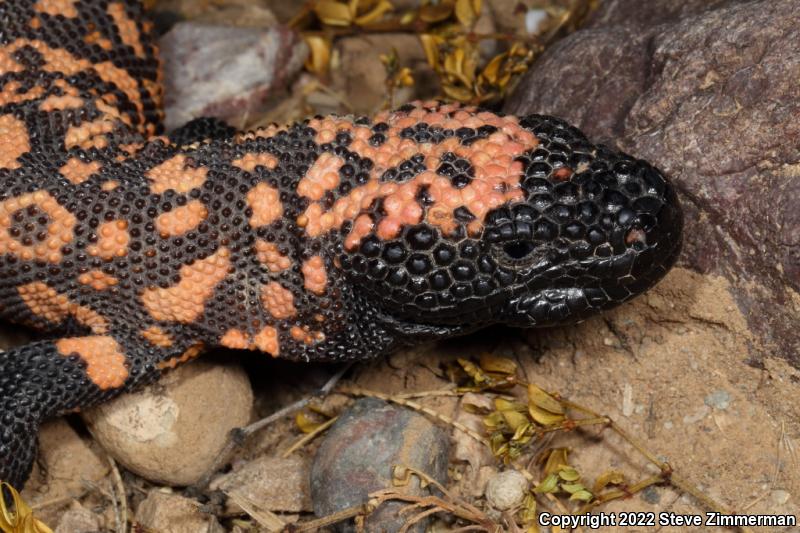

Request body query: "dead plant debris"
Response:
[292, 0, 599, 108]
[289, 355, 759, 533]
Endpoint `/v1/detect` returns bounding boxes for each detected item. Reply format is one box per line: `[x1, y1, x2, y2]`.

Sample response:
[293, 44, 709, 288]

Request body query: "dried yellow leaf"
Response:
[478, 353, 517, 376]
[418, 3, 453, 23]
[454, 0, 478, 27]
[510, 421, 533, 444]
[400, 10, 416, 24]
[314, 0, 353, 26]
[443, 48, 461, 77]
[483, 411, 505, 429]
[0, 482, 53, 533]
[480, 53, 504, 84]
[494, 397, 526, 412]
[519, 493, 537, 523]
[418, 34, 441, 69]
[303, 35, 332, 74]
[396, 67, 414, 86]
[496, 72, 512, 89]
[354, 0, 394, 25]
[477, 42, 534, 101]
[379, 47, 399, 69]
[527, 384, 565, 414]
[458, 357, 490, 384]
[295, 412, 322, 433]
[455, 0, 481, 28]
[475, 90, 499, 104]
[528, 404, 565, 426]
[490, 435, 508, 456]
[593, 469, 627, 493]
[501, 409, 529, 432]
[542, 448, 569, 475]
[444, 46, 477, 87]
[460, 51, 478, 84]
[442, 83, 474, 102]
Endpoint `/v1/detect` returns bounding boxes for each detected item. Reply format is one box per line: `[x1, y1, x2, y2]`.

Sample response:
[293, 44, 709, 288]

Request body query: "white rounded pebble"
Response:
[525, 9, 548, 34]
[485, 469, 529, 511]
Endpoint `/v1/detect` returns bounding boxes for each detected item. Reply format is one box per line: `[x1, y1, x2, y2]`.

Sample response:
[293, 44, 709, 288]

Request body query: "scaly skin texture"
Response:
[0, 0, 682, 490]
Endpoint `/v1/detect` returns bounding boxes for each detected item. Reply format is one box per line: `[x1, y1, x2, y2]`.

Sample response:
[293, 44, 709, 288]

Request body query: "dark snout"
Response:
[617, 162, 683, 293]
[502, 152, 683, 328]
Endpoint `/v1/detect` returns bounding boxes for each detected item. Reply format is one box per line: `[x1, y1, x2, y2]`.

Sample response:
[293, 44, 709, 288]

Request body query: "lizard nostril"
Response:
[503, 241, 536, 260]
[625, 227, 647, 249]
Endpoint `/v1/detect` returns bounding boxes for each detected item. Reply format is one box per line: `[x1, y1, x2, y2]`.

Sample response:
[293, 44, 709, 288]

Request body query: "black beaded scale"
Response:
[0, 0, 682, 491]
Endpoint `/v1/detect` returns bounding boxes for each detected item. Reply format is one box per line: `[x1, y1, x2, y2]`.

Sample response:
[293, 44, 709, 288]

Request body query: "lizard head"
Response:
[334, 103, 683, 330]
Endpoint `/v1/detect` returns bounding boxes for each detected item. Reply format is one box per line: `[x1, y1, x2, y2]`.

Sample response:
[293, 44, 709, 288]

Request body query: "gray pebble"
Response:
[640, 486, 661, 504]
[704, 390, 731, 410]
[311, 398, 450, 533]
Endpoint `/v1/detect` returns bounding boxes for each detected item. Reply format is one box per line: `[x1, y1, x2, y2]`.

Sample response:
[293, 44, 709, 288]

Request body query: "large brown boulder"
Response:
[506, 0, 800, 367]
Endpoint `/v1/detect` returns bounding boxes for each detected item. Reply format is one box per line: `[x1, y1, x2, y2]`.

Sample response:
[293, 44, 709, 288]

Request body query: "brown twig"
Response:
[107, 455, 128, 533]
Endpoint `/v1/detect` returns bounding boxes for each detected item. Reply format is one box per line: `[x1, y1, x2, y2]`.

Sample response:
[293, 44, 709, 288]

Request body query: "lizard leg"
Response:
[0, 332, 203, 491]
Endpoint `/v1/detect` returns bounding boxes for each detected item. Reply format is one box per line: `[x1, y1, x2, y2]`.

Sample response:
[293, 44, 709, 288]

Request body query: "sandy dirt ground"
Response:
[345, 267, 799, 531]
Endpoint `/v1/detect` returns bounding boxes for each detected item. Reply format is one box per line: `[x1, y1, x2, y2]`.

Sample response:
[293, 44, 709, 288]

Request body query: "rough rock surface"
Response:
[135, 490, 224, 533]
[159, 22, 307, 130]
[210, 455, 313, 513]
[83, 359, 253, 486]
[53, 503, 100, 533]
[311, 398, 450, 533]
[505, 0, 800, 367]
[22, 419, 108, 508]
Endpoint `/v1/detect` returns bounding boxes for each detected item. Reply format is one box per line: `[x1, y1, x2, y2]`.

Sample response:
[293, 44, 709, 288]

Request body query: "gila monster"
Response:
[0, 0, 683, 491]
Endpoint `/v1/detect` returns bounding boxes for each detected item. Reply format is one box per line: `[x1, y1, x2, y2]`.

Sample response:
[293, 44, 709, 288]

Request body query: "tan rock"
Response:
[135, 490, 224, 533]
[22, 418, 108, 503]
[211, 455, 313, 513]
[54, 502, 100, 533]
[83, 359, 253, 486]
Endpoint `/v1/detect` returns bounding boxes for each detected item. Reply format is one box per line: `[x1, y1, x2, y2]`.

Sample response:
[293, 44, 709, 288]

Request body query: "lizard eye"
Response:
[502, 240, 536, 260]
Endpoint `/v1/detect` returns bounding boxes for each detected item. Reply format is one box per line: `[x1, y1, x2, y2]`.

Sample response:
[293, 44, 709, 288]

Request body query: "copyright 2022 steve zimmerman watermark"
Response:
[538, 510, 797, 529]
